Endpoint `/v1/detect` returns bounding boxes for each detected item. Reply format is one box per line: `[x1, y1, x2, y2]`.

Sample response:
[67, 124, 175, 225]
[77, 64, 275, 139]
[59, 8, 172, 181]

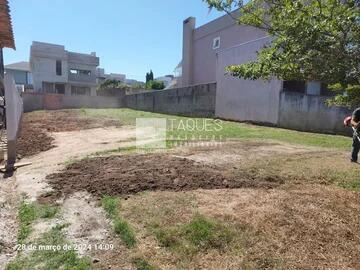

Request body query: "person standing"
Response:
[350, 108, 360, 163]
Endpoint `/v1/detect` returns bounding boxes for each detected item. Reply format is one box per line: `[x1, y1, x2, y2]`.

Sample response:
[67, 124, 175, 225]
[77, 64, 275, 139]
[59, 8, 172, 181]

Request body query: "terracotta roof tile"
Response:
[0, 0, 15, 49]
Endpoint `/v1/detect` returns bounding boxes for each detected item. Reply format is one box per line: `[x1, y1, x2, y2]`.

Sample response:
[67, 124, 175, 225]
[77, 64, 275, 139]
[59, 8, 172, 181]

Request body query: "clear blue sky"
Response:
[3, 0, 226, 82]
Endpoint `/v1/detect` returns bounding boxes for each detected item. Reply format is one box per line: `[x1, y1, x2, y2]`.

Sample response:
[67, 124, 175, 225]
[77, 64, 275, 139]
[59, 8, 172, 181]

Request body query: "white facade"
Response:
[155, 75, 175, 89]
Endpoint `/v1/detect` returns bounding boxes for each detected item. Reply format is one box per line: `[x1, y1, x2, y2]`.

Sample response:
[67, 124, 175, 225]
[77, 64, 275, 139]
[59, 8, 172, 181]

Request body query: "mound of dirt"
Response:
[17, 111, 121, 158]
[46, 154, 284, 198]
[17, 124, 55, 158]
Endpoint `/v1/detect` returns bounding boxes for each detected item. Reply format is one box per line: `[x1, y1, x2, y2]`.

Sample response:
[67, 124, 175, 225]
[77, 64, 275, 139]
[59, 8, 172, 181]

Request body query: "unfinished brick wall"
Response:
[43, 94, 63, 110]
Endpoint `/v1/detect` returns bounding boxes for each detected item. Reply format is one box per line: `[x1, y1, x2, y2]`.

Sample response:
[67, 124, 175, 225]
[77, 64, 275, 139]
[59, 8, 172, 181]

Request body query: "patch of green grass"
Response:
[101, 196, 119, 218]
[101, 196, 137, 248]
[154, 215, 234, 255]
[17, 201, 59, 243]
[79, 108, 351, 150]
[63, 147, 138, 165]
[133, 258, 157, 270]
[331, 170, 360, 191]
[7, 224, 91, 270]
[37, 204, 58, 219]
[183, 215, 234, 249]
[94, 146, 137, 156]
[63, 156, 92, 167]
[338, 180, 360, 190]
[114, 217, 137, 248]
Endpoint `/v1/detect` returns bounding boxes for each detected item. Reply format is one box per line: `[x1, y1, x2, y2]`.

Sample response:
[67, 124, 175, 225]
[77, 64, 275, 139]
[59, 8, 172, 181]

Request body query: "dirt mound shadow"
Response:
[46, 154, 284, 198]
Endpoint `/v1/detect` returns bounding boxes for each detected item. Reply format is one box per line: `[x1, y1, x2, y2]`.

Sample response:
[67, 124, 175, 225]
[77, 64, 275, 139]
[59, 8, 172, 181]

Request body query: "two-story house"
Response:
[30, 41, 99, 96]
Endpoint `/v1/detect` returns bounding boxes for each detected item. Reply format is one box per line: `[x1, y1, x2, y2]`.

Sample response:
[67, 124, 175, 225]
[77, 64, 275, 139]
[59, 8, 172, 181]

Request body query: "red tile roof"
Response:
[0, 0, 15, 49]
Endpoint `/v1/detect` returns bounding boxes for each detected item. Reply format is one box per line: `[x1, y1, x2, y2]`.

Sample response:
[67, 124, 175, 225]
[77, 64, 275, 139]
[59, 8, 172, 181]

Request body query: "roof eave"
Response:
[0, 0, 16, 49]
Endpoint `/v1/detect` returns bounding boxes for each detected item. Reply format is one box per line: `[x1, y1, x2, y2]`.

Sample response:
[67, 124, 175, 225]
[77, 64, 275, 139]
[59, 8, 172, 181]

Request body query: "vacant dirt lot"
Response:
[4, 109, 360, 270]
[46, 152, 284, 199]
[17, 111, 121, 158]
[43, 138, 360, 269]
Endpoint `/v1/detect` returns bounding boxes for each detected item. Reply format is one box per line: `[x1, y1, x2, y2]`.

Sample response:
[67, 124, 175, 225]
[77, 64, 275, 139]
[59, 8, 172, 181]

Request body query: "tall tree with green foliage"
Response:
[203, 0, 360, 107]
[149, 70, 154, 81]
[146, 70, 155, 83]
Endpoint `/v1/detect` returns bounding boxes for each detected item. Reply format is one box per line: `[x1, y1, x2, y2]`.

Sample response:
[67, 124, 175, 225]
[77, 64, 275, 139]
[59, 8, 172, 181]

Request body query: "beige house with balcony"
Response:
[30, 41, 99, 96]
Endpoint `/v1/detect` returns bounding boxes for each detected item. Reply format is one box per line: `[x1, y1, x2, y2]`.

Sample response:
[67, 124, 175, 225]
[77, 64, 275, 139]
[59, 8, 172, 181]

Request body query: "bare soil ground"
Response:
[46, 152, 284, 199]
[1, 119, 135, 268]
[17, 111, 121, 158]
[42, 139, 360, 269]
[4, 110, 360, 270]
[0, 180, 18, 270]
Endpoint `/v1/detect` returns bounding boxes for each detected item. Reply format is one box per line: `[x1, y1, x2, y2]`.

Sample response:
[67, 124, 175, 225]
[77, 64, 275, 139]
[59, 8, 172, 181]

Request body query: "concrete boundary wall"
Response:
[23, 93, 124, 112]
[5, 73, 23, 165]
[22, 83, 351, 136]
[125, 83, 217, 117]
[278, 92, 351, 135]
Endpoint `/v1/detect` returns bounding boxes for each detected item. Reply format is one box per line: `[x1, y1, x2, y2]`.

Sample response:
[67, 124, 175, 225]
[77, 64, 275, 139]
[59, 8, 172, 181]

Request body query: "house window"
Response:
[69, 69, 91, 76]
[79, 70, 91, 76]
[56, 60, 62, 76]
[55, 84, 65, 94]
[212, 37, 221, 50]
[71, 86, 91, 96]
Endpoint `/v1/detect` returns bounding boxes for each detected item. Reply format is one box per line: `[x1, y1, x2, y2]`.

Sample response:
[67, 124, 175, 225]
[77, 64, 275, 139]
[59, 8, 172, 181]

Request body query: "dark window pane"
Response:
[55, 84, 65, 94]
[56, 60, 62, 76]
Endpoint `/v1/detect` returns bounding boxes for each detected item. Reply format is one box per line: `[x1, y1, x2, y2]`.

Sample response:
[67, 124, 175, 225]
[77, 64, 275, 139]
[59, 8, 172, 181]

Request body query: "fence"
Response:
[22, 82, 352, 136]
[23, 93, 125, 113]
[278, 91, 351, 135]
[5, 73, 23, 165]
[125, 83, 216, 117]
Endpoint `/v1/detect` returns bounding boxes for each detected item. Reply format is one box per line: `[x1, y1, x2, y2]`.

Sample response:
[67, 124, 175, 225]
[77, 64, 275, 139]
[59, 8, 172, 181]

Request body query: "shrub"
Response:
[146, 80, 165, 90]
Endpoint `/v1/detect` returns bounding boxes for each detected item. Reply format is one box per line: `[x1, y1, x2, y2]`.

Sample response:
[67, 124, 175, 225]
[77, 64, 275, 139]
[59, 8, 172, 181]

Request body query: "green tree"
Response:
[98, 79, 124, 90]
[146, 70, 155, 83]
[146, 80, 165, 90]
[149, 70, 154, 81]
[203, 0, 360, 107]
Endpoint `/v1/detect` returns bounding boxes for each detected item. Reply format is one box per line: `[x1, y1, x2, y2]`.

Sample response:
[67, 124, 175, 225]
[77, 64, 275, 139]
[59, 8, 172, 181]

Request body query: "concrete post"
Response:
[0, 48, 4, 163]
[90, 86, 97, 96]
[0, 48, 4, 81]
[306, 81, 321, 95]
[65, 84, 71, 96]
[181, 17, 196, 87]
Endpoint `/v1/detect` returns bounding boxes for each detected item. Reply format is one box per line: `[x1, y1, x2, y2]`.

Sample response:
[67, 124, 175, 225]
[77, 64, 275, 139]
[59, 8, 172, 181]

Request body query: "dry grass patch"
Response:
[116, 186, 360, 270]
[233, 150, 360, 190]
[120, 191, 287, 270]
[195, 186, 360, 270]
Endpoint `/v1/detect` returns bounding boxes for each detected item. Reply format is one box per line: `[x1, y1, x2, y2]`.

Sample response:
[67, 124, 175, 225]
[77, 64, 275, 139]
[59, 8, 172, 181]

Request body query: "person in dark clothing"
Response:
[350, 108, 360, 162]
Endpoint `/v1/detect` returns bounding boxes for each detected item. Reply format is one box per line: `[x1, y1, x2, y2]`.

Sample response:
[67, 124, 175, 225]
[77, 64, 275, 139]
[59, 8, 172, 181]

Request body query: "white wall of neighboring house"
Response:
[4, 61, 33, 90]
[216, 36, 282, 124]
[181, 10, 267, 87]
[155, 75, 174, 88]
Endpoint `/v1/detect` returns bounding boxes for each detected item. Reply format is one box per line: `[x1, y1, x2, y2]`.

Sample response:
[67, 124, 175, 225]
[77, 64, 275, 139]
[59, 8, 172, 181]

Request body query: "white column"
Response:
[181, 17, 196, 87]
